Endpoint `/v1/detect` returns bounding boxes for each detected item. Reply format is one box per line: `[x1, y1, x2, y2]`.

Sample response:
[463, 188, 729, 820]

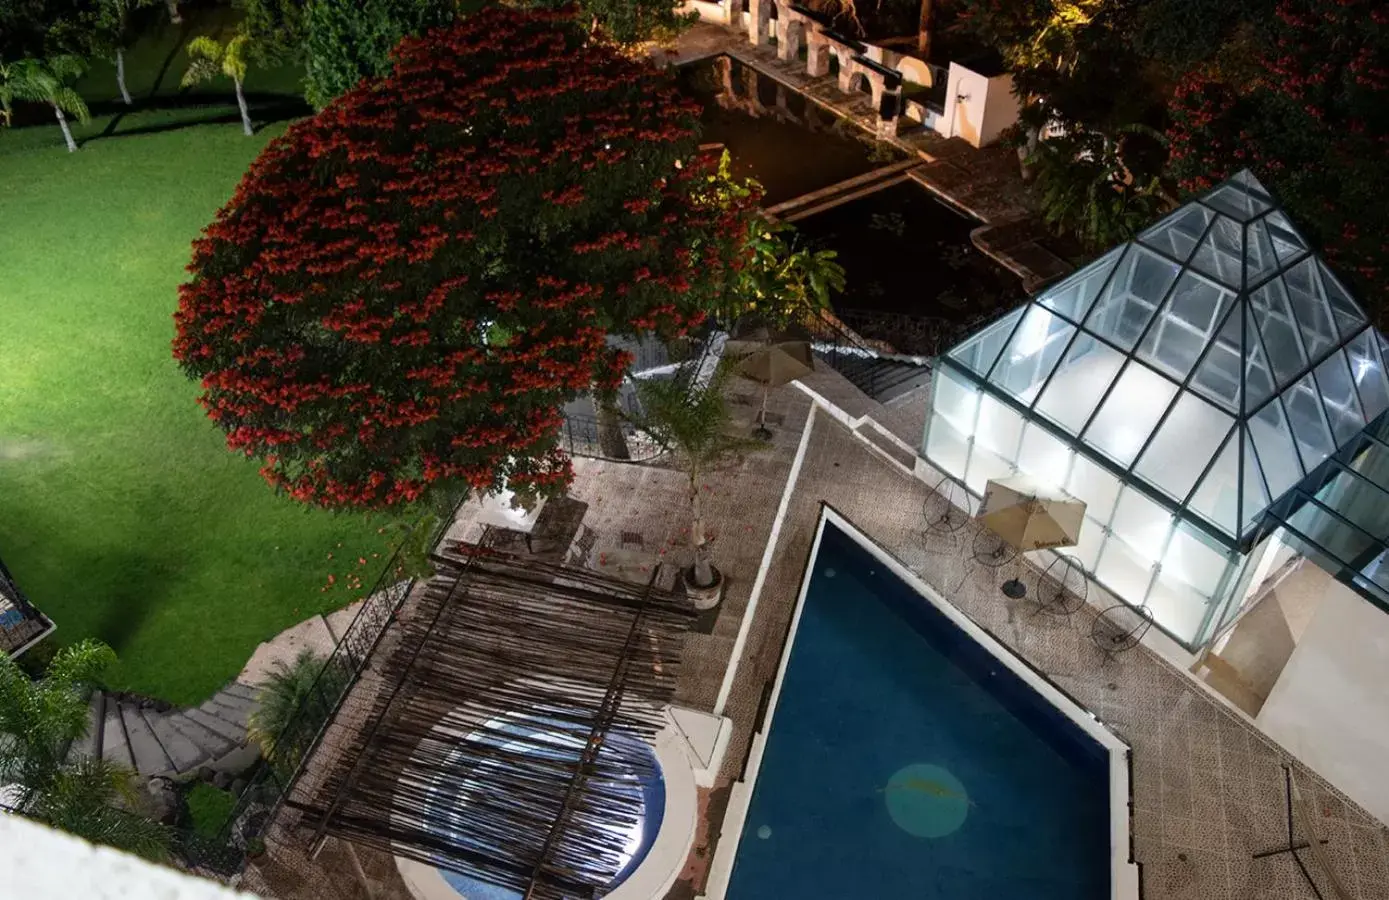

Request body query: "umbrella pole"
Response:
[754, 382, 773, 440]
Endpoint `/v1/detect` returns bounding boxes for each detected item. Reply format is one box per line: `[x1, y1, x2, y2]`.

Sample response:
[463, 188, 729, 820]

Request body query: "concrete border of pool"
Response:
[394, 713, 699, 900]
[701, 505, 1141, 900]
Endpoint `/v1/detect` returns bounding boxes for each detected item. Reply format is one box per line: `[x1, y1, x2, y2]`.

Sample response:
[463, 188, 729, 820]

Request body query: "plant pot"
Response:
[682, 564, 724, 611]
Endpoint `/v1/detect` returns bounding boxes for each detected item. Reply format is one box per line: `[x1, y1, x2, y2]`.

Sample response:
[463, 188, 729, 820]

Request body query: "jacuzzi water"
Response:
[725, 522, 1111, 899]
[422, 720, 665, 899]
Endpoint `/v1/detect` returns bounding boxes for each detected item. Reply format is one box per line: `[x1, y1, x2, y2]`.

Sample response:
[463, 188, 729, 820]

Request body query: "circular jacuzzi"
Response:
[397, 713, 696, 900]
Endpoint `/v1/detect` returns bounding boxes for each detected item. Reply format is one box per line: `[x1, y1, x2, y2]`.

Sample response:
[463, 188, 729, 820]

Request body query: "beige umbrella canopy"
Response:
[723, 335, 815, 437]
[979, 475, 1086, 552]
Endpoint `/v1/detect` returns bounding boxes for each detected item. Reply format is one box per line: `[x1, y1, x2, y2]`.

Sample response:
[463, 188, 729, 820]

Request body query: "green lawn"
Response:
[0, 16, 399, 706]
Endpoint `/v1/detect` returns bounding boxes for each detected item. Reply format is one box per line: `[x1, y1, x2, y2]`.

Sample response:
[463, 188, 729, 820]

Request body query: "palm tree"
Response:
[0, 639, 171, 859]
[97, 0, 153, 105]
[0, 57, 91, 152]
[182, 32, 253, 136]
[632, 363, 761, 605]
[247, 649, 348, 774]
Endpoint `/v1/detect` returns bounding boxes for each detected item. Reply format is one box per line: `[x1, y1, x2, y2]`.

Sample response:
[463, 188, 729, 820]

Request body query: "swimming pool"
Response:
[708, 508, 1138, 899]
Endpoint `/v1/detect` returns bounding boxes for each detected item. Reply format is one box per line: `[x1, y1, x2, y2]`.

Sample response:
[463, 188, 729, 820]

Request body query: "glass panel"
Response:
[1312, 467, 1389, 538]
[1281, 261, 1337, 362]
[1317, 260, 1368, 339]
[1095, 535, 1160, 605]
[965, 442, 1014, 495]
[925, 414, 971, 480]
[1242, 431, 1271, 527]
[1201, 172, 1273, 222]
[986, 306, 1074, 404]
[1187, 305, 1245, 413]
[949, 308, 1021, 376]
[975, 394, 1024, 462]
[1187, 432, 1239, 534]
[1134, 395, 1235, 501]
[1188, 215, 1245, 288]
[1249, 400, 1303, 499]
[1286, 499, 1378, 568]
[1243, 217, 1281, 287]
[1083, 246, 1178, 351]
[1037, 248, 1122, 323]
[1313, 351, 1366, 447]
[931, 365, 980, 434]
[1110, 486, 1174, 557]
[1071, 516, 1106, 569]
[1241, 310, 1278, 413]
[1066, 454, 1122, 522]
[1138, 204, 1213, 263]
[1163, 522, 1233, 598]
[1082, 363, 1178, 466]
[1249, 279, 1309, 387]
[1016, 424, 1073, 490]
[1136, 274, 1235, 381]
[1282, 374, 1337, 471]
[1032, 332, 1126, 435]
[1145, 574, 1213, 644]
[1347, 331, 1389, 423]
[1264, 211, 1308, 265]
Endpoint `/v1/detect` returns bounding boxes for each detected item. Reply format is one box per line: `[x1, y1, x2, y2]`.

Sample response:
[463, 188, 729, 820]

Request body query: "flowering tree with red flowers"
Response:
[174, 7, 755, 511]
[1166, 0, 1389, 319]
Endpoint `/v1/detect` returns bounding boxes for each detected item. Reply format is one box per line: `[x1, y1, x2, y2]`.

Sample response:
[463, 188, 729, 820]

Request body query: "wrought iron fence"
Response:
[206, 504, 460, 869]
[833, 307, 991, 358]
[559, 413, 667, 463]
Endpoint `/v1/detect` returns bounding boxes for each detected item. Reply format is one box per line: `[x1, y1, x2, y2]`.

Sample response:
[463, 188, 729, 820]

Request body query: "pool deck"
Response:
[558, 367, 1389, 900]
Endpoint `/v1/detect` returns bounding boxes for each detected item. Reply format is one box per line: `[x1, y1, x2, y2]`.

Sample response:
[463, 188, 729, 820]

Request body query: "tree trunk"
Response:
[1018, 125, 1040, 182]
[689, 470, 714, 587]
[54, 105, 77, 152]
[234, 78, 253, 137]
[116, 47, 132, 106]
[164, 0, 182, 24]
[917, 0, 934, 59]
[594, 392, 631, 460]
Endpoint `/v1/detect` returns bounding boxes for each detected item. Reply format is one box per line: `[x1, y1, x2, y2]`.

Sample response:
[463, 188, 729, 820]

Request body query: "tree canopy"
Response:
[174, 7, 755, 511]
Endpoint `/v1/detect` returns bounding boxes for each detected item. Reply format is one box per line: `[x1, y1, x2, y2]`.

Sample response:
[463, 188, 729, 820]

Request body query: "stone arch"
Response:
[776, 14, 808, 63]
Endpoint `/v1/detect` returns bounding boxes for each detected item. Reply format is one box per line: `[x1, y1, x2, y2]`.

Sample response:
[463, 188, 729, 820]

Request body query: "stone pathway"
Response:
[72, 683, 258, 778]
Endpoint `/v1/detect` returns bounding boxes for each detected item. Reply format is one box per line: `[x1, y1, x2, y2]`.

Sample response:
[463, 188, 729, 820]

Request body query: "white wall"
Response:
[944, 65, 1020, 148]
[1258, 582, 1389, 824]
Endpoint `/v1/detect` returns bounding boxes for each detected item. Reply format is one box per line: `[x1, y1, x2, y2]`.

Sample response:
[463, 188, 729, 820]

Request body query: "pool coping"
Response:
[701, 503, 1142, 900]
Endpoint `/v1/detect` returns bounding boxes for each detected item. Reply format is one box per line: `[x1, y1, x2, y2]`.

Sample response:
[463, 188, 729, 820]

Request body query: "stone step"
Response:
[143, 710, 210, 774]
[119, 703, 174, 776]
[222, 681, 260, 703]
[200, 692, 254, 731]
[101, 702, 135, 770]
[184, 707, 248, 745]
[72, 692, 105, 761]
[165, 712, 237, 760]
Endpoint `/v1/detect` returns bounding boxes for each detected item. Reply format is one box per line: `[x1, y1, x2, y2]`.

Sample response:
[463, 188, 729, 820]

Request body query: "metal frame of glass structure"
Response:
[923, 171, 1389, 648]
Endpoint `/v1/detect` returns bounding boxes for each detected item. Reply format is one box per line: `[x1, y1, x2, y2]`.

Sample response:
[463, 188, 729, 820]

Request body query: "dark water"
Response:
[725, 523, 1112, 900]
[794, 182, 1023, 329]
[678, 56, 900, 207]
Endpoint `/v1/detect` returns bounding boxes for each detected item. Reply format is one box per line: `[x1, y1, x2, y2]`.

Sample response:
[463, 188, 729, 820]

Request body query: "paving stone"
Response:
[101, 704, 133, 769]
[202, 692, 254, 730]
[119, 703, 173, 775]
[71, 692, 103, 760]
[223, 681, 260, 702]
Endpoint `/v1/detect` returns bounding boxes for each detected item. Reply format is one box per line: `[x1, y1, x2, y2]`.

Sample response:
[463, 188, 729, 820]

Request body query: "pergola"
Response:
[284, 539, 694, 900]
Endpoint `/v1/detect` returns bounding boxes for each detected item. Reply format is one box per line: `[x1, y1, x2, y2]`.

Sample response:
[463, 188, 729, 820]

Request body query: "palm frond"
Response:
[246, 649, 347, 766]
[33, 757, 171, 862]
[46, 55, 87, 83]
[632, 363, 759, 472]
[51, 87, 90, 122]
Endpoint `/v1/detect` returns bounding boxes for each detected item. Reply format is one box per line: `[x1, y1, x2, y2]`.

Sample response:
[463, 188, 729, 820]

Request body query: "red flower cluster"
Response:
[174, 7, 757, 510]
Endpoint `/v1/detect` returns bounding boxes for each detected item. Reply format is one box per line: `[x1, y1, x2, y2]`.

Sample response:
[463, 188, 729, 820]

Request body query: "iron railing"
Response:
[559, 413, 666, 463]
[206, 503, 461, 868]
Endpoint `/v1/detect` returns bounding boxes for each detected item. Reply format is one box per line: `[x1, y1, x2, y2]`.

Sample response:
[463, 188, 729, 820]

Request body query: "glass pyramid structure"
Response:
[943, 170, 1389, 550]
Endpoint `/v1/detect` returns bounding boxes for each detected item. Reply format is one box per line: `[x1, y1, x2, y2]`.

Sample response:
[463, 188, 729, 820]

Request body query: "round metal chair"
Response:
[923, 476, 971, 535]
[971, 528, 1018, 569]
[1034, 553, 1088, 618]
[1091, 602, 1154, 660]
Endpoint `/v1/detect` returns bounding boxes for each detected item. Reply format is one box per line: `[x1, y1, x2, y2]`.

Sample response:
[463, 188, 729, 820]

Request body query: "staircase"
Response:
[816, 347, 932, 404]
[71, 683, 259, 777]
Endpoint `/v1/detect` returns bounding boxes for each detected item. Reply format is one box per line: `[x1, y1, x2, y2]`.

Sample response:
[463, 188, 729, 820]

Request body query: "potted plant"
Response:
[632, 362, 761, 609]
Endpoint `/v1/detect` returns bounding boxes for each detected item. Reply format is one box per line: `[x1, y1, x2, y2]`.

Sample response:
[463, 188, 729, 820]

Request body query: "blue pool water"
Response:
[726, 522, 1111, 899]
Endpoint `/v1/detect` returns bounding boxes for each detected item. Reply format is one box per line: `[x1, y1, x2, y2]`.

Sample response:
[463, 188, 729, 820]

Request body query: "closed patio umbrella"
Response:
[723, 336, 815, 438]
[979, 475, 1086, 598]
